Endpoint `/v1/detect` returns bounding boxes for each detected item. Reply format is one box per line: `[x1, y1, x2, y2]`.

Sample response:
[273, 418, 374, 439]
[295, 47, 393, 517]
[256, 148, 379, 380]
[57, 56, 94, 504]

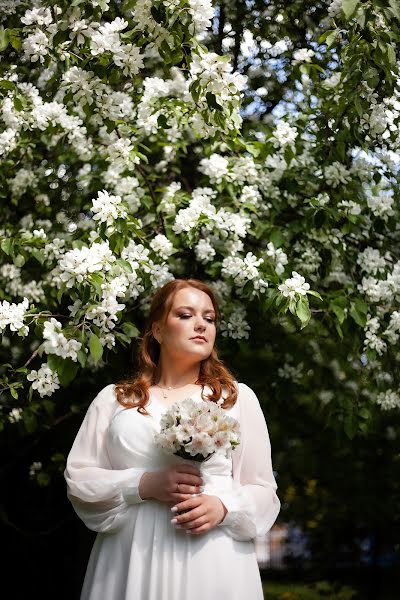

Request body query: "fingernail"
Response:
[171, 506, 178, 513]
[171, 518, 178, 524]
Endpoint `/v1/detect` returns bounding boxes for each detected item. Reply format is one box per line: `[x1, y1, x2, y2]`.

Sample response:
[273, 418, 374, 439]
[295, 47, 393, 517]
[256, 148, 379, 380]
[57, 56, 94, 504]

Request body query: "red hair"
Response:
[115, 279, 238, 415]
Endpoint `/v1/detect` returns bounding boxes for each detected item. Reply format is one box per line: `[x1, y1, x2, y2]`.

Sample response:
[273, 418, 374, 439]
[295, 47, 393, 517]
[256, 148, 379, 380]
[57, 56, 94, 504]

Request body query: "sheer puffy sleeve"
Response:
[216, 382, 280, 541]
[64, 384, 147, 534]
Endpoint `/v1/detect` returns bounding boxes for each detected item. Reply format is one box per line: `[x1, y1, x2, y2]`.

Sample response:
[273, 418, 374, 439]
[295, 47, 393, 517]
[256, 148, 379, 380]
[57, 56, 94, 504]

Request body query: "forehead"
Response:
[170, 287, 214, 311]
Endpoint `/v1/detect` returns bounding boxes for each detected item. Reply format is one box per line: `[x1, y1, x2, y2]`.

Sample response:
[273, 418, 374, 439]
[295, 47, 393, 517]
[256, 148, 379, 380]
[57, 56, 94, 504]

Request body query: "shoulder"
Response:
[88, 383, 118, 414]
[237, 382, 259, 401]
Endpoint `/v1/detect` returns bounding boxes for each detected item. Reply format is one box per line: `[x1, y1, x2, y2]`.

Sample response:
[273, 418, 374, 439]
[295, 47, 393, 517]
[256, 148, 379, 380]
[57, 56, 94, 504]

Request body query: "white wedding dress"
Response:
[64, 382, 280, 600]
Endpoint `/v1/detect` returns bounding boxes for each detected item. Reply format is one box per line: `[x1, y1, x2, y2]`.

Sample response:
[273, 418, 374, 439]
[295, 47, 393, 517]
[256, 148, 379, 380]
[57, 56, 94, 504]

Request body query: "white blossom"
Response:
[42, 318, 82, 361]
[195, 239, 216, 263]
[27, 362, 60, 397]
[278, 272, 310, 299]
[292, 48, 315, 65]
[0, 298, 29, 337]
[271, 121, 298, 147]
[8, 408, 23, 423]
[220, 305, 250, 340]
[266, 242, 288, 276]
[375, 390, 400, 411]
[149, 234, 175, 260]
[91, 190, 127, 226]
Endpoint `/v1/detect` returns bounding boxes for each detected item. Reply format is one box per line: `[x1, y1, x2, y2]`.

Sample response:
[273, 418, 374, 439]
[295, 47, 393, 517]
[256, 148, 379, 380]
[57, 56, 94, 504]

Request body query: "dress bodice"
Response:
[106, 389, 239, 494]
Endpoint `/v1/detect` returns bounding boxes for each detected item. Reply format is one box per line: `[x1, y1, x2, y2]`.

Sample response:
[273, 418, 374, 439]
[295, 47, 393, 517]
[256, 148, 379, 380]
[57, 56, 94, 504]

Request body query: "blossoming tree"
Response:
[0, 0, 399, 488]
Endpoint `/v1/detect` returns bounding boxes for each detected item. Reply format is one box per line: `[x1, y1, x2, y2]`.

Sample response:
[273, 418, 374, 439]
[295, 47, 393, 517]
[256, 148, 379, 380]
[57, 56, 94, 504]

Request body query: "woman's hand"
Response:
[139, 464, 204, 503]
[170, 494, 228, 535]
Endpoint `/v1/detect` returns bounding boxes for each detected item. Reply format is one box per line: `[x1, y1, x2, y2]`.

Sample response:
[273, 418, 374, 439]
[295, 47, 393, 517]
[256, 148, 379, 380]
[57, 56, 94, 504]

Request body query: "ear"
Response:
[152, 323, 162, 344]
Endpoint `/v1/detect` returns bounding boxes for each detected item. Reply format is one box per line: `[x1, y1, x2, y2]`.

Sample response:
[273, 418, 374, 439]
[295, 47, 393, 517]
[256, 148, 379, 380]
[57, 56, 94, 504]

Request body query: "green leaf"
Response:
[47, 354, 64, 373]
[349, 303, 367, 327]
[58, 358, 79, 387]
[206, 92, 222, 111]
[9, 29, 21, 51]
[0, 28, 9, 52]
[344, 412, 358, 439]
[1, 238, 13, 256]
[364, 66, 379, 89]
[307, 290, 323, 301]
[342, 0, 359, 20]
[10, 387, 18, 400]
[77, 349, 87, 369]
[121, 322, 140, 338]
[296, 296, 311, 329]
[389, 0, 400, 19]
[325, 30, 338, 49]
[157, 114, 170, 129]
[0, 79, 16, 90]
[14, 254, 25, 267]
[89, 333, 103, 363]
[31, 249, 45, 264]
[115, 258, 133, 273]
[387, 44, 396, 66]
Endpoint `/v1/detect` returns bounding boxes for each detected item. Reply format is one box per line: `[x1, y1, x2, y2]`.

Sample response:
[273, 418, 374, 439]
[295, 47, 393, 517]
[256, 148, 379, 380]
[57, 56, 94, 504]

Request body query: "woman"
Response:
[64, 279, 280, 600]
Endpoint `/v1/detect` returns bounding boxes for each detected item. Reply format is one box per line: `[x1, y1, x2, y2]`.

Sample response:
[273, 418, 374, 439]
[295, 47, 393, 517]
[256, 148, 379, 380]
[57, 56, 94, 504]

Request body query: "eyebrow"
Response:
[175, 305, 216, 314]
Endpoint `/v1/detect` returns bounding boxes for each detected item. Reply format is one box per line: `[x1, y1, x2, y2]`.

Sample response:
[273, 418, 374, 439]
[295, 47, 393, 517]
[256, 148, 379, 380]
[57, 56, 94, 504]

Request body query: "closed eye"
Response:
[178, 314, 215, 323]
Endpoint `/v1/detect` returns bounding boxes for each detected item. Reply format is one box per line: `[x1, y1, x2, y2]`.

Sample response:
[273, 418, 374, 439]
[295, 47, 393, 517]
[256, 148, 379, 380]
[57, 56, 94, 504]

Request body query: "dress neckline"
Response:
[149, 385, 205, 413]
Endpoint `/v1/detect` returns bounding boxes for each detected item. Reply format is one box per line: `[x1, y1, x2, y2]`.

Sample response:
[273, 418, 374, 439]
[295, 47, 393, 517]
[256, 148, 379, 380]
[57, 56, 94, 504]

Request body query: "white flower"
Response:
[292, 48, 315, 65]
[222, 252, 268, 294]
[188, 0, 215, 34]
[357, 247, 389, 275]
[22, 30, 51, 63]
[155, 397, 240, 460]
[271, 121, 298, 147]
[27, 363, 60, 397]
[42, 318, 82, 361]
[199, 154, 229, 184]
[21, 8, 53, 26]
[195, 239, 216, 263]
[149, 234, 174, 260]
[29, 461, 42, 477]
[91, 190, 127, 225]
[278, 271, 310, 299]
[366, 192, 395, 220]
[328, 0, 342, 18]
[0, 298, 29, 337]
[9, 408, 23, 423]
[375, 390, 400, 411]
[324, 162, 351, 187]
[266, 242, 288, 276]
[58, 242, 116, 288]
[220, 305, 250, 340]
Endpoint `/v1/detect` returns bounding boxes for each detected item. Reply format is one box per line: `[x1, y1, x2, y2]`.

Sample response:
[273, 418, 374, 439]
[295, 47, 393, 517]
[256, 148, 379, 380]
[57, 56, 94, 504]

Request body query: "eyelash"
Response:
[179, 314, 215, 323]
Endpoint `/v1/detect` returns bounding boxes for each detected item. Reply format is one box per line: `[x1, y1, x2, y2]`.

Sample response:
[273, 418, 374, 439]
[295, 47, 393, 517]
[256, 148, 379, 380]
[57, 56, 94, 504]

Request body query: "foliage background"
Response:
[1, 0, 399, 598]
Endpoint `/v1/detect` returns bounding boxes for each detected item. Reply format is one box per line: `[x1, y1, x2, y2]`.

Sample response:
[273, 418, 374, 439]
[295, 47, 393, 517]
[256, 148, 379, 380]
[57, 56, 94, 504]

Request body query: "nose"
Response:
[194, 318, 206, 332]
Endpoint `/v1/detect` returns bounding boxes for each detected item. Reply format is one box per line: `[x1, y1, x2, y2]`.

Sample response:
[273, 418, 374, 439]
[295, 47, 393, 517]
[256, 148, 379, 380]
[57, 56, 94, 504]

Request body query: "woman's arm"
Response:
[64, 384, 147, 534]
[215, 382, 281, 541]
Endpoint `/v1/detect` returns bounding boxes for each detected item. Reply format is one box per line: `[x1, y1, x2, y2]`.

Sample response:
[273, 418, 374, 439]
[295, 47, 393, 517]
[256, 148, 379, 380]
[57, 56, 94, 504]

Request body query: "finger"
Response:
[175, 464, 201, 476]
[183, 516, 208, 529]
[174, 483, 202, 495]
[170, 493, 196, 503]
[172, 496, 202, 513]
[177, 474, 204, 487]
[175, 507, 206, 525]
[186, 524, 210, 535]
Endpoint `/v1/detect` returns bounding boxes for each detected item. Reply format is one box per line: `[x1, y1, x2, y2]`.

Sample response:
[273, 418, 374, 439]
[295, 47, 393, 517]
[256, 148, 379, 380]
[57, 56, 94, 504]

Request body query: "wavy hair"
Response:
[115, 279, 238, 415]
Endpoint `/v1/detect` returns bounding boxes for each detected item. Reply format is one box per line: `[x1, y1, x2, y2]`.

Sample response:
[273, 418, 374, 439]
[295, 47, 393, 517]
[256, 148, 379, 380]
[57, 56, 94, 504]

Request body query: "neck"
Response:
[155, 354, 201, 388]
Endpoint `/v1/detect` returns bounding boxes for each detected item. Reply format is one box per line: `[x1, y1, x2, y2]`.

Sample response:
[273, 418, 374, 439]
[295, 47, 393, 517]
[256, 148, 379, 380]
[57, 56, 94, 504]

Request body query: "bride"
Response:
[64, 278, 280, 599]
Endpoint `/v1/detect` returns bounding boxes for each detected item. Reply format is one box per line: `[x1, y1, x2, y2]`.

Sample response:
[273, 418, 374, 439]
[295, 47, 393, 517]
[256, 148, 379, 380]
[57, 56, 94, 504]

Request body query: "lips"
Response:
[191, 336, 207, 341]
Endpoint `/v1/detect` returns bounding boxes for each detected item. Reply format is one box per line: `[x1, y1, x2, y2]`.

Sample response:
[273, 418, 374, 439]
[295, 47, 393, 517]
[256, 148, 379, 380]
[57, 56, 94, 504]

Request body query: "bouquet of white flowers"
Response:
[154, 397, 240, 463]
